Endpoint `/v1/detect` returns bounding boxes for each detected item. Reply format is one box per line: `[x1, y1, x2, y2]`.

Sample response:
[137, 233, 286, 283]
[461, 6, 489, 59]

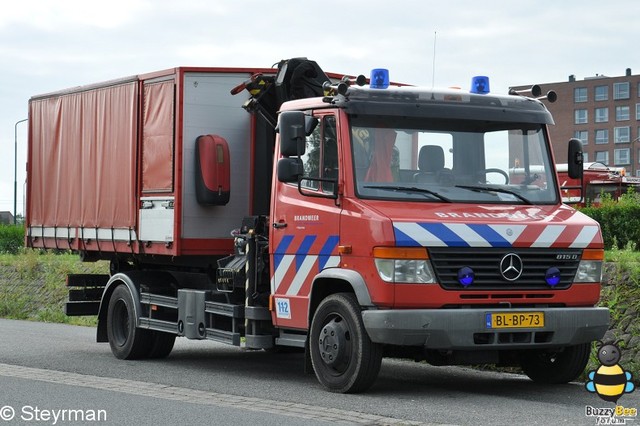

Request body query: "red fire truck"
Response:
[558, 162, 640, 206]
[26, 59, 609, 393]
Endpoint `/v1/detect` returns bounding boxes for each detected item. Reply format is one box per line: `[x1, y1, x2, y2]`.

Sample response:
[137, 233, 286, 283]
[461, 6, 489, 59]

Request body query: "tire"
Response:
[519, 343, 591, 384]
[106, 284, 151, 360]
[309, 293, 383, 393]
[147, 331, 176, 359]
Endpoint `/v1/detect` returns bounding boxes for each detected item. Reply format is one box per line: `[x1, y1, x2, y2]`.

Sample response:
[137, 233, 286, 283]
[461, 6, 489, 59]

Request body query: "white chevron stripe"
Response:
[531, 225, 566, 247]
[286, 255, 317, 296]
[394, 222, 447, 246]
[272, 254, 295, 293]
[445, 224, 491, 247]
[323, 256, 341, 268]
[570, 226, 599, 248]
[487, 225, 527, 245]
[272, 255, 342, 295]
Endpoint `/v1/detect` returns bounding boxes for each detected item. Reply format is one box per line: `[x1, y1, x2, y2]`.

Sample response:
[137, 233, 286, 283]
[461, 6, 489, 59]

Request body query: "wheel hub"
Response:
[318, 318, 348, 368]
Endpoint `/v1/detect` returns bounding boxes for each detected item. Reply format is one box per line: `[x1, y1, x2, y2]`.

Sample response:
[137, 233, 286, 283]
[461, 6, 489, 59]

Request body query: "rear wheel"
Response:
[310, 293, 382, 393]
[107, 284, 151, 359]
[519, 343, 591, 384]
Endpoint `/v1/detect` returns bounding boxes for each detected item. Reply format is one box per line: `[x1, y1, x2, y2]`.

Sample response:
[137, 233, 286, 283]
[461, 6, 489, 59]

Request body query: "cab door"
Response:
[270, 113, 342, 329]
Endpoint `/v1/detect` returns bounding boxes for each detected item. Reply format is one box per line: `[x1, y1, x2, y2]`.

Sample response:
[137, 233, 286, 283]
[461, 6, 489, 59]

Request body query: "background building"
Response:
[511, 69, 640, 176]
[0, 211, 14, 225]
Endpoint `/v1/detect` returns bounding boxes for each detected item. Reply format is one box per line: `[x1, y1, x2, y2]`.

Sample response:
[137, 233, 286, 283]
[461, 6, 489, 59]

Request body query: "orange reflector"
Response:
[582, 249, 604, 260]
[372, 247, 428, 259]
[338, 245, 352, 254]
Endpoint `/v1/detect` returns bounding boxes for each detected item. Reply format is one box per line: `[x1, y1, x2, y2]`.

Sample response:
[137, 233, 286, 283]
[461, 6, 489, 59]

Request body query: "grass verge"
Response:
[0, 250, 106, 326]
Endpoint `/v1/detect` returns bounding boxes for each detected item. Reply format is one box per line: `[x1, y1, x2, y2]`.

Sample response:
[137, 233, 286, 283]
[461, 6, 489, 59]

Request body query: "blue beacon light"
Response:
[545, 267, 561, 287]
[470, 76, 490, 94]
[458, 267, 475, 287]
[370, 68, 390, 89]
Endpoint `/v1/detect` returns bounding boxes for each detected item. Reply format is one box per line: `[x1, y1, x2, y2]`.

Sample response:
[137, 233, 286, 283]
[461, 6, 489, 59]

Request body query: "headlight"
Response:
[574, 260, 603, 283]
[373, 247, 436, 284]
[375, 258, 436, 283]
[573, 249, 604, 283]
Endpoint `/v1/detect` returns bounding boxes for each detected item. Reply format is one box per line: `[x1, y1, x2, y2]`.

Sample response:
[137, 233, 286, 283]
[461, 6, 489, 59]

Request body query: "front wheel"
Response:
[519, 343, 591, 384]
[310, 293, 382, 393]
[147, 331, 176, 359]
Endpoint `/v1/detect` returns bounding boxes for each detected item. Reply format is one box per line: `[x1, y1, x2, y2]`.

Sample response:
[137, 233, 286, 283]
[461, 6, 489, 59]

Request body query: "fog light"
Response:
[458, 266, 474, 287]
[545, 267, 561, 287]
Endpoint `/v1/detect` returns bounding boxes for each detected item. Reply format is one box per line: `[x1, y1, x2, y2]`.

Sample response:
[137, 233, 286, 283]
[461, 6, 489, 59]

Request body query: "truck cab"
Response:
[272, 76, 608, 392]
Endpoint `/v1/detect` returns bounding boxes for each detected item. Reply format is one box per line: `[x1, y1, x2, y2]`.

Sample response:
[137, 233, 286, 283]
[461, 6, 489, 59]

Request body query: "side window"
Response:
[299, 115, 338, 193]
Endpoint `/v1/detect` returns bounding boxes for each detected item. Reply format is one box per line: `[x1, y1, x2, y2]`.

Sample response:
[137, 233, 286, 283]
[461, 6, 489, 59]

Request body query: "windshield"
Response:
[350, 116, 558, 204]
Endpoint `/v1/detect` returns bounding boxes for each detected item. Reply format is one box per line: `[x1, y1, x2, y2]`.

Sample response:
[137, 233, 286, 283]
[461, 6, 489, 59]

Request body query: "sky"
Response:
[1, 0, 638, 217]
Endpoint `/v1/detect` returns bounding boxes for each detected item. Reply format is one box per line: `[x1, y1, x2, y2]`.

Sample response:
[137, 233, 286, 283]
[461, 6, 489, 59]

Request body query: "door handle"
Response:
[272, 222, 288, 229]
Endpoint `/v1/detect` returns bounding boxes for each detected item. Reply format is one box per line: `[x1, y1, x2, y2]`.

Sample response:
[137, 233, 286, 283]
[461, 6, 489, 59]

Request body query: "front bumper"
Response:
[362, 307, 609, 349]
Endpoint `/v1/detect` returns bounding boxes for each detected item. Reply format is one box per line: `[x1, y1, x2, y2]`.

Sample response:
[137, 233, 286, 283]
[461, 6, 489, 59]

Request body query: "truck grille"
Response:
[428, 247, 581, 290]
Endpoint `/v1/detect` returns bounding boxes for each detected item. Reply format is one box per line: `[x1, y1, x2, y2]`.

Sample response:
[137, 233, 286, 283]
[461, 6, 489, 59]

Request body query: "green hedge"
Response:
[0, 225, 24, 254]
[580, 191, 640, 250]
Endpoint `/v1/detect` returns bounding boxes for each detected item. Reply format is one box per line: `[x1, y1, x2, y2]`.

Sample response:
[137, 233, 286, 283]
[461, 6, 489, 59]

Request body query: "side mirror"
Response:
[277, 157, 304, 182]
[567, 138, 584, 180]
[277, 111, 319, 157]
[278, 111, 306, 157]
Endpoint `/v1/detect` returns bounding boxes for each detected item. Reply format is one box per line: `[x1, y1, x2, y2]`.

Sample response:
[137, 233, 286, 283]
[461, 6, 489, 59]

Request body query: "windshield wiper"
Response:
[363, 185, 452, 202]
[454, 185, 533, 205]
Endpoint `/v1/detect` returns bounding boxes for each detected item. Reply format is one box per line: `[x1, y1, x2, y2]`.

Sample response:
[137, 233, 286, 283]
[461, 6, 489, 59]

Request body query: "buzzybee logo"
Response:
[586, 340, 635, 403]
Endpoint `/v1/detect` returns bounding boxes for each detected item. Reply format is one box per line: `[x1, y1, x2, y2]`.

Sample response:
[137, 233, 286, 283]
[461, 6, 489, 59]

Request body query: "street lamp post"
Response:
[630, 135, 640, 178]
[14, 118, 28, 225]
[632, 135, 640, 178]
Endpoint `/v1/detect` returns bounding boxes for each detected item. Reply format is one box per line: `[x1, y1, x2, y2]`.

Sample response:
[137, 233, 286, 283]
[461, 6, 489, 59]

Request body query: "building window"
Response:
[614, 82, 630, 100]
[583, 152, 588, 162]
[574, 109, 588, 124]
[595, 129, 609, 144]
[574, 130, 588, 144]
[616, 106, 630, 121]
[595, 85, 608, 101]
[614, 148, 630, 165]
[614, 126, 630, 143]
[595, 151, 609, 165]
[574, 87, 587, 103]
[595, 107, 608, 123]
[636, 103, 640, 120]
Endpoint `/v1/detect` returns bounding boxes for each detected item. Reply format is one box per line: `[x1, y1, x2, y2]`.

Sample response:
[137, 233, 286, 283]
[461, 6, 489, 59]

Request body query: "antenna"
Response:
[432, 31, 437, 88]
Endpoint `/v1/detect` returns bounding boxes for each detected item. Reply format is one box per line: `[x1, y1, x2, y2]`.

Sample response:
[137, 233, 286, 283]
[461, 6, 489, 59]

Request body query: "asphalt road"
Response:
[0, 319, 638, 425]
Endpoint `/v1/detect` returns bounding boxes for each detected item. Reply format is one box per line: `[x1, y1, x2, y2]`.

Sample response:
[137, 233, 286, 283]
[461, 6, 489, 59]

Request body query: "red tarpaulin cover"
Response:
[28, 82, 138, 229]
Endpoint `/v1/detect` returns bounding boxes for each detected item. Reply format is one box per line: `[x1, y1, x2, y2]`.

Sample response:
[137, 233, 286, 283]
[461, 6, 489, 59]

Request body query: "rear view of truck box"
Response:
[26, 67, 273, 260]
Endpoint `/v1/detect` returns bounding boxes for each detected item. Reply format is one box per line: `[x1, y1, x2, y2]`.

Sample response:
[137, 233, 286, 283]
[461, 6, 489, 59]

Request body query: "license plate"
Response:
[485, 312, 544, 329]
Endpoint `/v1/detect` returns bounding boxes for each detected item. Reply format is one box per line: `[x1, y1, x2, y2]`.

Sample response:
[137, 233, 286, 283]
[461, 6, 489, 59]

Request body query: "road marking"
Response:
[0, 363, 434, 425]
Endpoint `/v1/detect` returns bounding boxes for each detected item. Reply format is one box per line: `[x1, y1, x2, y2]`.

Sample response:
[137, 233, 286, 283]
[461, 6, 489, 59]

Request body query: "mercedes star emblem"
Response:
[500, 253, 523, 281]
